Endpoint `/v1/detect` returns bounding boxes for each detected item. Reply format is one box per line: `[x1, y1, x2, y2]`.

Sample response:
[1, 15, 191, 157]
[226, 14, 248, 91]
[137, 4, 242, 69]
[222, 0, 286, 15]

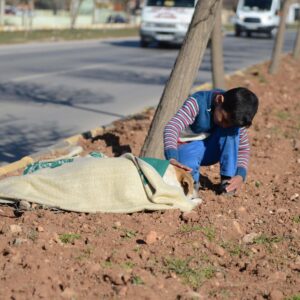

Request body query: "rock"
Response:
[242, 233, 259, 244]
[18, 200, 31, 210]
[204, 241, 226, 257]
[179, 290, 204, 300]
[9, 224, 22, 233]
[103, 271, 125, 285]
[181, 211, 198, 222]
[276, 208, 288, 214]
[37, 226, 44, 232]
[12, 238, 28, 246]
[232, 220, 244, 235]
[61, 287, 77, 299]
[238, 206, 247, 213]
[213, 245, 226, 257]
[268, 271, 287, 282]
[114, 221, 121, 228]
[293, 139, 300, 151]
[117, 286, 128, 297]
[269, 290, 284, 300]
[290, 193, 299, 201]
[146, 231, 158, 244]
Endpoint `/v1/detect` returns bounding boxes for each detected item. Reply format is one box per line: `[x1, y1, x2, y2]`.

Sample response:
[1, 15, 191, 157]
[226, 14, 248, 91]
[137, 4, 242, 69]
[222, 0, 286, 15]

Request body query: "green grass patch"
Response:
[131, 275, 144, 285]
[121, 261, 136, 270]
[253, 234, 283, 245]
[255, 180, 261, 188]
[220, 241, 250, 257]
[178, 225, 215, 241]
[292, 215, 300, 223]
[165, 257, 215, 289]
[59, 233, 81, 244]
[276, 111, 290, 120]
[285, 295, 300, 300]
[121, 229, 137, 239]
[0, 28, 139, 45]
[75, 247, 93, 260]
[179, 224, 203, 233]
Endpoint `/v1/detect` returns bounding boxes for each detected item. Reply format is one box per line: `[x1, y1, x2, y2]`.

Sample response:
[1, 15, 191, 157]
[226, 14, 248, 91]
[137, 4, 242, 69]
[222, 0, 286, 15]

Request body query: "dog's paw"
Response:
[190, 197, 202, 205]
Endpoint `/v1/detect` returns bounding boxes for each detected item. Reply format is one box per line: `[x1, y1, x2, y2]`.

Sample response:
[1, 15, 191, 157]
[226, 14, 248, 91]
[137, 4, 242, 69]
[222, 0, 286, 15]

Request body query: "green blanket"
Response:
[0, 153, 196, 213]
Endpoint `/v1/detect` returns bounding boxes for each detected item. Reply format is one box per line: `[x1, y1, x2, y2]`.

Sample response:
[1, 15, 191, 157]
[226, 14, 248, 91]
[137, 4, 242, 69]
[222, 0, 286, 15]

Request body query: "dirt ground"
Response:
[0, 55, 299, 300]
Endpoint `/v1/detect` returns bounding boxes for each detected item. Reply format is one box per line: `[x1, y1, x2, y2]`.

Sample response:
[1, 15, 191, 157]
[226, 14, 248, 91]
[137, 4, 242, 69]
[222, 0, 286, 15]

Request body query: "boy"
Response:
[163, 87, 259, 194]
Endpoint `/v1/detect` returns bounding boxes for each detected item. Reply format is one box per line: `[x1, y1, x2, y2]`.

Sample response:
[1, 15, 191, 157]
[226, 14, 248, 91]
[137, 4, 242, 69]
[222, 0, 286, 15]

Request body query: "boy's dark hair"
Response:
[222, 87, 259, 127]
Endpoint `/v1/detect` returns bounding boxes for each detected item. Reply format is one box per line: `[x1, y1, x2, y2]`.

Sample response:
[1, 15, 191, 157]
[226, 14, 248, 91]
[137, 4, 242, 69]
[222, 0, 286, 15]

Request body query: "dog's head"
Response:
[163, 164, 199, 201]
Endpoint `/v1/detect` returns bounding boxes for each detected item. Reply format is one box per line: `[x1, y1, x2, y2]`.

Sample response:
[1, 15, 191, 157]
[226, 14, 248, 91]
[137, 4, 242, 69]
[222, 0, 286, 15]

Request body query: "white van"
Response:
[139, 0, 196, 47]
[233, 0, 280, 38]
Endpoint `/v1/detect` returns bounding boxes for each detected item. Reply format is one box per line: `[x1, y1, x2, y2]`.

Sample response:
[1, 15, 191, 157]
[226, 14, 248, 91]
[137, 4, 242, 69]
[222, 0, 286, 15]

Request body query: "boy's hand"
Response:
[169, 159, 192, 172]
[225, 175, 243, 193]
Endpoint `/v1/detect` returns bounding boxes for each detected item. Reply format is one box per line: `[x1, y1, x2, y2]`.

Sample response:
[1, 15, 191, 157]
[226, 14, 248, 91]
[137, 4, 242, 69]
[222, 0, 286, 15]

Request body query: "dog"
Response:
[162, 164, 202, 204]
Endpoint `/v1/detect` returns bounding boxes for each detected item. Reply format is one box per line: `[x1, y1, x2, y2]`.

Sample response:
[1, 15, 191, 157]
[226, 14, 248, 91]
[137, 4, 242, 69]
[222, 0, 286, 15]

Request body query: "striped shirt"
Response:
[163, 97, 250, 174]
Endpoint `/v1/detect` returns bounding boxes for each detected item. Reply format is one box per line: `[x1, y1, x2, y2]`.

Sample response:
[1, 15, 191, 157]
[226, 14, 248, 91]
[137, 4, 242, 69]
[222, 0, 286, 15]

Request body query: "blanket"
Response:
[0, 153, 196, 213]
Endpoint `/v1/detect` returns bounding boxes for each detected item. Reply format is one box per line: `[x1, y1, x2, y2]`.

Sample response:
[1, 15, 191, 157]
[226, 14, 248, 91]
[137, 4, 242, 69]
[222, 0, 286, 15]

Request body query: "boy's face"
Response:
[213, 95, 233, 128]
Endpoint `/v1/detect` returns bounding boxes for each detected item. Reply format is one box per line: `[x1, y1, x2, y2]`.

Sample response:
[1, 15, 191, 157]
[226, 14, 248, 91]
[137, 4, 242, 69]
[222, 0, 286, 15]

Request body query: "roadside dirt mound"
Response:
[0, 55, 299, 300]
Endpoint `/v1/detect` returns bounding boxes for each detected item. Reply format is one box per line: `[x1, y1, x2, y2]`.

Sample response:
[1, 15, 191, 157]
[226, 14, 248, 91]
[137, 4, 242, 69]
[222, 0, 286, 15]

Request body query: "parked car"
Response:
[139, 0, 196, 47]
[232, 0, 280, 38]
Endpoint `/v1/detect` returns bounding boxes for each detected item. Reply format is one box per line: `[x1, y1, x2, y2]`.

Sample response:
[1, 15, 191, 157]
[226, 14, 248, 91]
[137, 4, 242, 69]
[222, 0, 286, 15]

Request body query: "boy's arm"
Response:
[236, 127, 250, 181]
[163, 97, 199, 161]
[226, 127, 250, 193]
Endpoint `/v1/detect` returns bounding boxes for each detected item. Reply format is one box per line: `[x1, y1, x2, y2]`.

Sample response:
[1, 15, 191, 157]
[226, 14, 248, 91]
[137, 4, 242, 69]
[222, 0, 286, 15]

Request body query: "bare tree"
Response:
[28, 0, 35, 31]
[293, 15, 300, 59]
[211, 0, 226, 89]
[140, 0, 221, 158]
[0, 0, 6, 26]
[92, 0, 97, 24]
[70, 0, 83, 29]
[269, 0, 291, 74]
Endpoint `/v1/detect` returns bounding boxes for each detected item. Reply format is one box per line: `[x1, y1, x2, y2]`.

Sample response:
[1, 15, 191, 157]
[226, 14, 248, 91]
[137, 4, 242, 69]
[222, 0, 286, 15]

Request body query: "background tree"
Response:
[70, 0, 83, 29]
[211, 0, 226, 90]
[293, 12, 300, 59]
[269, 0, 291, 74]
[0, 0, 6, 26]
[140, 0, 221, 158]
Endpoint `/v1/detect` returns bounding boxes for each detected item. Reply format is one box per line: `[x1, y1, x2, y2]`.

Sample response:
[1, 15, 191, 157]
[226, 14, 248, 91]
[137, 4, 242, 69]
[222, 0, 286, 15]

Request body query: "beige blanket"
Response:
[0, 153, 196, 213]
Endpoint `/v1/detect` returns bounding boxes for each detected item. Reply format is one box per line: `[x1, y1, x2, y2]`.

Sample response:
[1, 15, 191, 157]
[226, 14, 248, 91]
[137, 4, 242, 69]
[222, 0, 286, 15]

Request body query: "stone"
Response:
[293, 139, 300, 151]
[61, 288, 77, 299]
[181, 211, 198, 222]
[290, 193, 299, 201]
[242, 233, 260, 244]
[18, 200, 31, 210]
[9, 224, 22, 233]
[269, 290, 284, 300]
[232, 220, 244, 235]
[37, 226, 44, 232]
[146, 231, 158, 244]
[268, 271, 287, 282]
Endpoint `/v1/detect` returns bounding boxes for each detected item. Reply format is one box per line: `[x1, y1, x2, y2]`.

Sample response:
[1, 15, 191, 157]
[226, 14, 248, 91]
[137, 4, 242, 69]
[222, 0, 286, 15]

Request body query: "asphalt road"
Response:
[0, 31, 296, 163]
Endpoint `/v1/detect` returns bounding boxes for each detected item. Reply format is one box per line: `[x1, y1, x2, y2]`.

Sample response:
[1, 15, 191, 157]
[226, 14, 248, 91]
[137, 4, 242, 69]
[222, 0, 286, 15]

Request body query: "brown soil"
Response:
[0, 55, 299, 300]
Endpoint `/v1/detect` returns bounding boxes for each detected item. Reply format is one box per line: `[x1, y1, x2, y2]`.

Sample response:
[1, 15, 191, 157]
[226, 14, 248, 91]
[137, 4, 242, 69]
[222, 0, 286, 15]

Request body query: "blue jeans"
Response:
[178, 127, 240, 183]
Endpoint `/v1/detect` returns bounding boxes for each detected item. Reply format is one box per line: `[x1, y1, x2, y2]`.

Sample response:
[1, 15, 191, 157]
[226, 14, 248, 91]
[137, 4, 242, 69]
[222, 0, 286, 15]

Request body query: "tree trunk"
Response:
[0, 0, 5, 27]
[28, 0, 35, 31]
[293, 17, 300, 60]
[269, 0, 291, 74]
[211, 0, 225, 90]
[70, 0, 83, 29]
[92, 0, 97, 24]
[140, 0, 221, 158]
